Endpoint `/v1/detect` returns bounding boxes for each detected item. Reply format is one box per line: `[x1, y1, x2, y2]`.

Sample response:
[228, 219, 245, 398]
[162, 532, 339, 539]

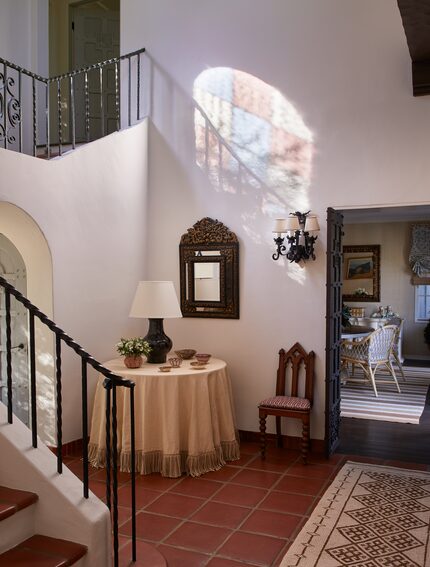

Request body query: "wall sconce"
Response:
[272, 211, 320, 262]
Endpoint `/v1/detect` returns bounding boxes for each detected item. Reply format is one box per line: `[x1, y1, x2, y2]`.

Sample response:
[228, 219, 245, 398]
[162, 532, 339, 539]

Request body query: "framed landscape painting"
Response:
[342, 245, 380, 302]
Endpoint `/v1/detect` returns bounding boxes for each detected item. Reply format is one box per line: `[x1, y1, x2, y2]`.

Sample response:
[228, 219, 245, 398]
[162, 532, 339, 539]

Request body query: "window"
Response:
[415, 285, 430, 322]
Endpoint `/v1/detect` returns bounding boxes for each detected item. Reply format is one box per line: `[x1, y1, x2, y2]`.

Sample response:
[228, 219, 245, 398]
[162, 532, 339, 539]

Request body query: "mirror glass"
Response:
[180, 218, 239, 319]
[342, 245, 380, 302]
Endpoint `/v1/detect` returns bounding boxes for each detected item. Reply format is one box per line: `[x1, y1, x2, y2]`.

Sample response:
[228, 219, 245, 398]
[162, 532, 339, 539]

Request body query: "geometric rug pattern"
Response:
[341, 366, 430, 424]
[280, 462, 430, 566]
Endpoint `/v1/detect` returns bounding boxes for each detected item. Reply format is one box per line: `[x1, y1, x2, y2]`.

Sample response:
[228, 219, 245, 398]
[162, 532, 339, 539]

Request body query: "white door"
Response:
[0, 235, 29, 426]
[71, 1, 120, 141]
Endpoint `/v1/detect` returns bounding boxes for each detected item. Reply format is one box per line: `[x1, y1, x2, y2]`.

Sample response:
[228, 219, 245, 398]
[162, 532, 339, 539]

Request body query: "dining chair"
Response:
[340, 325, 401, 397]
[258, 343, 315, 464]
[384, 316, 406, 382]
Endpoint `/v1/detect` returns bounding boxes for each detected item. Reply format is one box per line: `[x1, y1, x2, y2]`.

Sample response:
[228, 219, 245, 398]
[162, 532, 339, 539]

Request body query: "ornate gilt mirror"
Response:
[179, 218, 239, 318]
[342, 244, 380, 302]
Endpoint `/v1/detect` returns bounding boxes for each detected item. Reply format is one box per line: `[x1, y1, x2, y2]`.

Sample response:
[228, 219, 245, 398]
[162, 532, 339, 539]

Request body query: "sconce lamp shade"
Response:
[129, 281, 182, 319]
[129, 281, 181, 363]
[305, 216, 320, 232]
[272, 219, 288, 233]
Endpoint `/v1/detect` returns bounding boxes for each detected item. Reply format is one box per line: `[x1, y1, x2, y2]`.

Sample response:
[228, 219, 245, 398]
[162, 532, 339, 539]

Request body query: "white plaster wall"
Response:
[0, 120, 150, 442]
[121, 0, 430, 440]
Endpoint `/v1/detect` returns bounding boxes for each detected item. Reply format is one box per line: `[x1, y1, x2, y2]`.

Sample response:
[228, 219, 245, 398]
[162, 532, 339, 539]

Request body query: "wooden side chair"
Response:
[258, 343, 315, 463]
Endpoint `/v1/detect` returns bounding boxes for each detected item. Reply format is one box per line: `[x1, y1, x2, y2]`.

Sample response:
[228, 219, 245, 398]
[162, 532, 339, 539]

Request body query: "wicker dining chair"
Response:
[340, 325, 401, 397]
[384, 316, 406, 382]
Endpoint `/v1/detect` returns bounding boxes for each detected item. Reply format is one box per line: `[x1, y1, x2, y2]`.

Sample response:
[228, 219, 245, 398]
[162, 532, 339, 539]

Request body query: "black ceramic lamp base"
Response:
[144, 318, 172, 363]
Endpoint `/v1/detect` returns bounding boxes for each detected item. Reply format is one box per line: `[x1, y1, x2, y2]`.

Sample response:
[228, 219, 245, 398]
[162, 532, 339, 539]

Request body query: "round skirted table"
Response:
[88, 357, 240, 477]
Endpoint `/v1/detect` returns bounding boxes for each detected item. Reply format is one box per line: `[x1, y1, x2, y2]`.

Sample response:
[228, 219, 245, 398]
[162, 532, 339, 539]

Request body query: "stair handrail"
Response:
[0, 274, 137, 565]
[0, 47, 145, 86]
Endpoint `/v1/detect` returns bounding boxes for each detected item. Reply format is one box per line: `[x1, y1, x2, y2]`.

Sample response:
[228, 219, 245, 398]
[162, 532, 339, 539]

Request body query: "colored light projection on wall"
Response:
[193, 67, 314, 215]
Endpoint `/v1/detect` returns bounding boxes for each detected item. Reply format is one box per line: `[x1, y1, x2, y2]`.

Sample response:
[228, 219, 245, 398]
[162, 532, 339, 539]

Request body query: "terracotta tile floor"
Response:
[64, 444, 430, 566]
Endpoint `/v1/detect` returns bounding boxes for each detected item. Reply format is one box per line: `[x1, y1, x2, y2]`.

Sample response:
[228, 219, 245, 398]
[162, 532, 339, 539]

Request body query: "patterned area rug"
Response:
[341, 366, 430, 424]
[280, 461, 430, 566]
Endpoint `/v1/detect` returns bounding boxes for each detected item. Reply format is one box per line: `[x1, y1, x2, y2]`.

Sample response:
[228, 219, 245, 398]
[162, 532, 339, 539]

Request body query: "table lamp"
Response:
[129, 281, 182, 363]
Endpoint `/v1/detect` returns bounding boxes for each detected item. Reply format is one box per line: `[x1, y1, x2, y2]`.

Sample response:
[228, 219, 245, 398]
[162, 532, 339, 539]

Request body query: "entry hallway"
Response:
[64, 442, 430, 567]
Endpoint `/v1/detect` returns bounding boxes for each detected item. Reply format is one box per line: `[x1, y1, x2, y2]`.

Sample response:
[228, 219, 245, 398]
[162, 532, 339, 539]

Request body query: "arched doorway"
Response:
[0, 202, 55, 445]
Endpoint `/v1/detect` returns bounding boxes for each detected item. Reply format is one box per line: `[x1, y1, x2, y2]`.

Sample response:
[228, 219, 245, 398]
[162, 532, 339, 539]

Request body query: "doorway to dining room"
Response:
[325, 204, 430, 464]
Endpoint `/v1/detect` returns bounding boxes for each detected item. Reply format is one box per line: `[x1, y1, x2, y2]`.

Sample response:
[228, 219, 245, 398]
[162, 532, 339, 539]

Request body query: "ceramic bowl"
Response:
[168, 357, 182, 368]
[190, 361, 206, 367]
[175, 349, 197, 360]
[195, 353, 211, 364]
[159, 366, 172, 372]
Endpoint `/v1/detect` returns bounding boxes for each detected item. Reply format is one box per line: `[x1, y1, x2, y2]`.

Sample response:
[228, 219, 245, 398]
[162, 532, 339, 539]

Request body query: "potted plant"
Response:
[424, 320, 430, 351]
[116, 337, 152, 368]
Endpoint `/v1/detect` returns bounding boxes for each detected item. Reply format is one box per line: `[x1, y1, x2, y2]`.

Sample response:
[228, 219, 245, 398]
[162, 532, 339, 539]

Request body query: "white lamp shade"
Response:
[305, 216, 320, 232]
[272, 218, 288, 233]
[129, 281, 182, 319]
[284, 216, 300, 231]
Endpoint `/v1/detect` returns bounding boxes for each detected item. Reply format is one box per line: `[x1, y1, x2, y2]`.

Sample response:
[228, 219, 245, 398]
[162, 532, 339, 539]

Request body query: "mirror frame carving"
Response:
[342, 244, 381, 302]
[179, 218, 239, 318]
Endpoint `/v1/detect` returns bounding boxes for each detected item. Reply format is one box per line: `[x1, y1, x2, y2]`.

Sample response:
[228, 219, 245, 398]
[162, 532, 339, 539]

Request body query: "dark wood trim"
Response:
[49, 437, 87, 457]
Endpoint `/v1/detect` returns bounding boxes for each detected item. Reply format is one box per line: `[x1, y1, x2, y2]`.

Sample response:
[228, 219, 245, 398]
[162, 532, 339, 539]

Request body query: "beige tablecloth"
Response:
[88, 357, 240, 477]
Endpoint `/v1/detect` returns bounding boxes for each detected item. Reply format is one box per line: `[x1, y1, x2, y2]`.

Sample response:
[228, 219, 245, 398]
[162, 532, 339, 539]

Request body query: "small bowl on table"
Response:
[159, 366, 172, 373]
[195, 353, 211, 364]
[175, 349, 196, 360]
[168, 357, 182, 368]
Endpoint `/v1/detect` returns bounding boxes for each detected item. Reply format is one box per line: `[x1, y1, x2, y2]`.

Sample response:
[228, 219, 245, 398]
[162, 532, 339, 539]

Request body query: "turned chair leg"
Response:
[301, 417, 310, 464]
[259, 413, 267, 460]
[275, 416, 283, 448]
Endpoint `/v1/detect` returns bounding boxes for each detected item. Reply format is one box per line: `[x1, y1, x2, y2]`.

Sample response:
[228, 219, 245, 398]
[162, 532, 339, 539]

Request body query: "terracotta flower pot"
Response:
[123, 355, 143, 369]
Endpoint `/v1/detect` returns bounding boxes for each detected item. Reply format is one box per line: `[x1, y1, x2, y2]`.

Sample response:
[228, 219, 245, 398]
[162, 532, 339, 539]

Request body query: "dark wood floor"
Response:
[337, 379, 430, 464]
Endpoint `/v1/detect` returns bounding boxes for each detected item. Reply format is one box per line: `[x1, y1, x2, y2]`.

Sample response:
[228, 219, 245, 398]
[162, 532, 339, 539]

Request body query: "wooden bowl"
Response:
[175, 349, 197, 360]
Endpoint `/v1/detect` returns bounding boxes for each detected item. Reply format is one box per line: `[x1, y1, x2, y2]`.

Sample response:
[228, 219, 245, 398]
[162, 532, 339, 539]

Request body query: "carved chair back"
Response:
[275, 342, 315, 406]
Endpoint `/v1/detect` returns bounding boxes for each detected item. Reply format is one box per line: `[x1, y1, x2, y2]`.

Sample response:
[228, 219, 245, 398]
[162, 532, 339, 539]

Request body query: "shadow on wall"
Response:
[143, 53, 315, 283]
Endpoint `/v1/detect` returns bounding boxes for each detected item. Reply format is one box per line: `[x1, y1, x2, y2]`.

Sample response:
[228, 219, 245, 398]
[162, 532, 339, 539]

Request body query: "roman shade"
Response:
[409, 224, 430, 281]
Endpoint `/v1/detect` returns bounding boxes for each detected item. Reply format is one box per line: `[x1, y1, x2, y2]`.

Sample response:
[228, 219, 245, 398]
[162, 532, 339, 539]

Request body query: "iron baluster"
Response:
[112, 384, 119, 567]
[5, 290, 12, 423]
[57, 79, 62, 156]
[128, 56, 131, 127]
[99, 67, 104, 138]
[18, 70, 22, 153]
[55, 335, 63, 474]
[32, 77, 37, 157]
[130, 384, 136, 562]
[115, 61, 120, 131]
[82, 358, 89, 498]
[29, 311, 37, 448]
[137, 52, 141, 121]
[70, 76, 76, 150]
[45, 82, 50, 159]
[3, 63, 7, 150]
[104, 379, 112, 511]
[84, 71, 90, 143]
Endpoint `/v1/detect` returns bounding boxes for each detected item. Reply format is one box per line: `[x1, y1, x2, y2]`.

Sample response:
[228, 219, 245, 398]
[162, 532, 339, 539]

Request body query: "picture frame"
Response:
[342, 245, 380, 302]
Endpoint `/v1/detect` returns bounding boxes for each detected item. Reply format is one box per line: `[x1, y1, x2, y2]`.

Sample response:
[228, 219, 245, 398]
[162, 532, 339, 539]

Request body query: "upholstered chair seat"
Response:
[258, 396, 311, 411]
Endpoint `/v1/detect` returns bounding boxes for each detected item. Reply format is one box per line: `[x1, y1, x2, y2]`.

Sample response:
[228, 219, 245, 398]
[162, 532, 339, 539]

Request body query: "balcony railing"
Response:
[0, 47, 145, 158]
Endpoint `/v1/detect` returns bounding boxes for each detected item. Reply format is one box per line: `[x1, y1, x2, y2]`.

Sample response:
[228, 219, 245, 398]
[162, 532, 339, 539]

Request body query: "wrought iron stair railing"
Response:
[0, 47, 145, 159]
[0, 275, 137, 566]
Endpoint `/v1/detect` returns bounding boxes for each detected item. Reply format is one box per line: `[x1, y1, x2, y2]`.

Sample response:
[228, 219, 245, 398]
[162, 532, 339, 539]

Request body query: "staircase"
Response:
[0, 486, 87, 566]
